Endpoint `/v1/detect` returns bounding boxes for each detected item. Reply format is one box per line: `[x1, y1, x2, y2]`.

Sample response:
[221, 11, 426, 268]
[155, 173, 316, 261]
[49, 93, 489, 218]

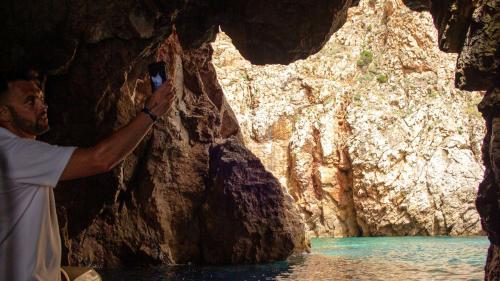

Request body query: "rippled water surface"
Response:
[99, 236, 489, 281]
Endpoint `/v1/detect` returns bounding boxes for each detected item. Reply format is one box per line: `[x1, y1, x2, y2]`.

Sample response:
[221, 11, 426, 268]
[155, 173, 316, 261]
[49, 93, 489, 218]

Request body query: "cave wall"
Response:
[0, 0, 498, 277]
[0, 0, 316, 267]
[410, 0, 499, 279]
[51, 32, 307, 267]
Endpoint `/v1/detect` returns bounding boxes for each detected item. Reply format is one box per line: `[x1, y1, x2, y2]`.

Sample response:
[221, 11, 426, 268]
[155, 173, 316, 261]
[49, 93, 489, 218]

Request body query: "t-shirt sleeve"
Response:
[3, 138, 76, 188]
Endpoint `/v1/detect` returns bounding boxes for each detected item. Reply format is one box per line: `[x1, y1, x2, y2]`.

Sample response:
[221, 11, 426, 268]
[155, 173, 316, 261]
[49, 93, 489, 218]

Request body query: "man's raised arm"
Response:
[60, 81, 175, 181]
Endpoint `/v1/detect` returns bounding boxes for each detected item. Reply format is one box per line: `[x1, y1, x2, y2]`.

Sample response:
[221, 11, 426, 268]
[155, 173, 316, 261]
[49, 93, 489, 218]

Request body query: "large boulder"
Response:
[201, 138, 308, 264]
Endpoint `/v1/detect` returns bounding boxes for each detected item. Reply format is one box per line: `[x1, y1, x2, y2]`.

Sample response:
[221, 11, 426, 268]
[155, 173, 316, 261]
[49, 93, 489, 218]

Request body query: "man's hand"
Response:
[145, 81, 176, 118]
[60, 79, 176, 181]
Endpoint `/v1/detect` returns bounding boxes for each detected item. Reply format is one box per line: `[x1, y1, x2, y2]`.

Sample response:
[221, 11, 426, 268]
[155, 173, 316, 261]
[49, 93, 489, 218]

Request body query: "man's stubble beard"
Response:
[8, 107, 49, 136]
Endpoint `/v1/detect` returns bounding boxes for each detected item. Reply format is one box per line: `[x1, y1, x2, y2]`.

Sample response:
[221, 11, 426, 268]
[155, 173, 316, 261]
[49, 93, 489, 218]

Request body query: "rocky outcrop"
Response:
[403, 0, 499, 91]
[407, 0, 499, 278]
[201, 138, 307, 263]
[212, 1, 485, 237]
[0, 0, 498, 276]
[478, 87, 500, 280]
[219, 0, 354, 64]
[50, 32, 307, 267]
[486, 244, 500, 280]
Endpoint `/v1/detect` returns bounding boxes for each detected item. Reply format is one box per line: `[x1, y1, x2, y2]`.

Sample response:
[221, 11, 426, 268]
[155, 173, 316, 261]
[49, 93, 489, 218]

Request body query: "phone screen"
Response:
[148, 62, 167, 92]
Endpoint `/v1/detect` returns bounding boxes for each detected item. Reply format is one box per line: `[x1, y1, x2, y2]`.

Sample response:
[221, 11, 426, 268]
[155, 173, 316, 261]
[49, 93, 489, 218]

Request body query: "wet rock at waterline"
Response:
[202, 138, 308, 264]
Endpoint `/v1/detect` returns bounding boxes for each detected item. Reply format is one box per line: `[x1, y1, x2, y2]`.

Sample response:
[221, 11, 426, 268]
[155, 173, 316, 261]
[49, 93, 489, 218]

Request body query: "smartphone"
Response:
[148, 62, 167, 92]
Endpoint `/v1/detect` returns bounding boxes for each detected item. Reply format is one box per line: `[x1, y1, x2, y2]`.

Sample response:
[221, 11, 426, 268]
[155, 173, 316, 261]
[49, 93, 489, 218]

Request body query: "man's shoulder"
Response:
[0, 128, 33, 150]
[0, 128, 21, 153]
[0, 127, 16, 139]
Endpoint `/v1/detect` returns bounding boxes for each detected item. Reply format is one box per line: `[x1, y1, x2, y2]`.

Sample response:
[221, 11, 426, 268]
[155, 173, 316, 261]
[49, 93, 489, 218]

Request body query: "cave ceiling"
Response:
[1, 0, 497, 91]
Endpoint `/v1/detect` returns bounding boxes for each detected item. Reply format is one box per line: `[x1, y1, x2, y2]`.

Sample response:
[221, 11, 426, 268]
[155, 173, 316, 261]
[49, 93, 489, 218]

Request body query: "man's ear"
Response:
[0, 105, 11, 122]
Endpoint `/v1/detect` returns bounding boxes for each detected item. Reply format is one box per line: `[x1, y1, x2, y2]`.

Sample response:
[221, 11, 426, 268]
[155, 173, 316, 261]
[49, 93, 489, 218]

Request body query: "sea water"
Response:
[99, 236, 489, 281]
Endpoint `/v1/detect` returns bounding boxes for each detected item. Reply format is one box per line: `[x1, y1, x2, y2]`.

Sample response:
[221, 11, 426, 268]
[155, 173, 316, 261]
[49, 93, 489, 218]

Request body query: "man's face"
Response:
[2, 80, 49, 137]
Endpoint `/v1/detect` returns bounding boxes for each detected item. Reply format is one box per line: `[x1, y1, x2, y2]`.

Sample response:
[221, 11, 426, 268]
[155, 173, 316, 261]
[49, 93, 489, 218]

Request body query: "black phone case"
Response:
[148, 62, 167, 92]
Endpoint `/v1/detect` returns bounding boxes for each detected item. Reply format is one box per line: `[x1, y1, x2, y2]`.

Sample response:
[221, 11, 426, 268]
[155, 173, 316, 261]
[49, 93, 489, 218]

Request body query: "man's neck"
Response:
[0, 124, 36, 139]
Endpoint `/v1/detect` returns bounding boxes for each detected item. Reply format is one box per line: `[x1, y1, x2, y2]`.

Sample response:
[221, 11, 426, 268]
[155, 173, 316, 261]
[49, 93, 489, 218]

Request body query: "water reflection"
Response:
[100, 260, 292, 281]
[99, 237, 488, 281]
[276, 254, 483, 281]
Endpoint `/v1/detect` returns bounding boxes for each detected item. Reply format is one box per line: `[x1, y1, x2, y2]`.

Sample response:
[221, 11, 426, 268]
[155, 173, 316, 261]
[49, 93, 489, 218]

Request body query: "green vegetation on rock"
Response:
[377, 74, 388, 83]
[357, 50, 374, 67]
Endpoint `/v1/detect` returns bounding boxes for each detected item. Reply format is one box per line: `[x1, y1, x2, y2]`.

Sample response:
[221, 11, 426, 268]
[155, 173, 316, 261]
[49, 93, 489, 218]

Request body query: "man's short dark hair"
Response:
[0, 68, 45, 98]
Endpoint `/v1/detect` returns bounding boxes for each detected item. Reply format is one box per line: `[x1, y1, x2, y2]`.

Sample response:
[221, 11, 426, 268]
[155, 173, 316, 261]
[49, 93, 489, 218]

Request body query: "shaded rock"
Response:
[201, 138, 308, 264]
[486, 244, 500, 280]
[51, 30, 304, 267]
[477, 87, 500, 279]
[455, 0, 500, 90]
[402, 0, 431, 11]
[54, 32, 221, 267]
[219, 0, 353, 64]
[431, 0, 473, 53]
[0, 0, 175, 72]
[0, 0, 357, 69]
[175, 0, 220, 48]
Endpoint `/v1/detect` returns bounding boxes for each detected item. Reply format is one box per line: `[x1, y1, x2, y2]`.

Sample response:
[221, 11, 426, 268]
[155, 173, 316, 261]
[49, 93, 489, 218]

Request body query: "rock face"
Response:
[478, 87, 500, 280]
[0, 0, 498, 277]
[50, 32, 306, 267]
[415, 0, 499, 279]
[219, 0, 354, 64]
[405, 0, 499, 91]
[202, 138, 307, 263]
[212, 0, 485, 237]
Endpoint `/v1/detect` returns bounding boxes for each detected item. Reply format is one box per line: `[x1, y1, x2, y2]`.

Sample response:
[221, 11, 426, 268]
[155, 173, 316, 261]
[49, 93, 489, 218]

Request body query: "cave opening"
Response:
[207, 1, 489, 279]
[0, 0, 498, 280]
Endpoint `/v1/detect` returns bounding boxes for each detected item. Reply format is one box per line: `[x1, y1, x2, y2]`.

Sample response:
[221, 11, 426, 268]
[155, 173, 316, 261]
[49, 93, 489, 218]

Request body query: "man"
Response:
[0, 68, 175, 280]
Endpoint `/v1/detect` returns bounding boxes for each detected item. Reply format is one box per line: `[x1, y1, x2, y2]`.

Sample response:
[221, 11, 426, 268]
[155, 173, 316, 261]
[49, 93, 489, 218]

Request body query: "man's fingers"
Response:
[154, 80, 173, 95]
[158, 80, 171, 90]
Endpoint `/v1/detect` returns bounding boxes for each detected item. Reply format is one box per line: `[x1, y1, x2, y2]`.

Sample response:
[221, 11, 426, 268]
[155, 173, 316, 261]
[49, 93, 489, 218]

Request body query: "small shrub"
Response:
[428, 90, 438, 98]
[377, 74, 388, 83]
[357, 73, 373, 82]
[357, 50, 374, 67]
[353, 93, 362, 102]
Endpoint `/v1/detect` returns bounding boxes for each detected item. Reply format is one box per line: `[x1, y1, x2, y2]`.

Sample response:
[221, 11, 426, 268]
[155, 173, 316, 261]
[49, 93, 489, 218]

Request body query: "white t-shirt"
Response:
[0, 127, 75, 281]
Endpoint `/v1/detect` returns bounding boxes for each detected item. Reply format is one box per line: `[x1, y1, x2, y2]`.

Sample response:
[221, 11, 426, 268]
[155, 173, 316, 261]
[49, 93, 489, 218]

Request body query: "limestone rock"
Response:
[402, 0, 499, 91]
[52, 32, 304, 267]
[201, 138, 308, 264]
[220, 0, 353, 64]
[477, 87, 500, 280]
[486, 244, 500, 280]
[455, 0, 500, 90]
[0, 0, 498, 275]
[212, 0, 485, 238]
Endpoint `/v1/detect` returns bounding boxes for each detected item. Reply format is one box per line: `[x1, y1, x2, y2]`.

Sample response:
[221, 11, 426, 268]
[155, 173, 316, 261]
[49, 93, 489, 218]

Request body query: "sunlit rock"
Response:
[212, 0, 486, 238]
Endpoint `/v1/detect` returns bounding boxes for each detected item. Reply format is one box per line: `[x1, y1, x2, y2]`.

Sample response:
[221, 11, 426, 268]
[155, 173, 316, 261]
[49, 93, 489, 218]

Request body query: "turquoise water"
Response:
[100, 236, 489, 281]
